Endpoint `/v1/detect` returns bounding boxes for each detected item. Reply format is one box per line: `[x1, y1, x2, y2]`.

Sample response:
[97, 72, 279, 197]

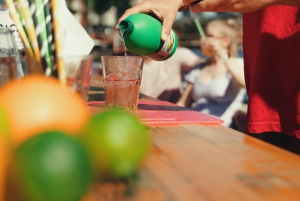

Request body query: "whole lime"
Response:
[82, 109, 150, 179]
[9, 131, 94, 201]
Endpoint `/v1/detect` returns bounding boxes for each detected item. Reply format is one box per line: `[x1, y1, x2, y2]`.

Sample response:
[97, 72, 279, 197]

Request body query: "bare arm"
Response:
[178, 48, 207, 70]
[177, 83, 194, 108]
[185, 0, 300, 13]
[117, 0, 300, 43]
[117, 0, 184, 41]
[223, 58, 245, 88]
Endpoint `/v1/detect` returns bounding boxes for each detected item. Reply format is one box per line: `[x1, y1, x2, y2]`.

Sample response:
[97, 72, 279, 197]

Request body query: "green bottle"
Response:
[118, 13, 178, 61]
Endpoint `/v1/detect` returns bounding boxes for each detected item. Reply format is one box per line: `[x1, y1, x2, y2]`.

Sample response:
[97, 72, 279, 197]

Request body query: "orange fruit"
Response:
[0, 75, 90, 147]
[8, 131, 94, 201]
[82, 109, 150, 179]
[0, 135, 10, 201]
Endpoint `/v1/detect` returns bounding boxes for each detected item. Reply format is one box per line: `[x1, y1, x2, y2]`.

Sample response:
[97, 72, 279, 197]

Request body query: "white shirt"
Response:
[185, 58, 245, 126]
[140, 47, 201, 98]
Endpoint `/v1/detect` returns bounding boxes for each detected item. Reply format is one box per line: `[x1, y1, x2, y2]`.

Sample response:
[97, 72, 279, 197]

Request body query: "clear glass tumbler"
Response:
[62, 55, 94, 101]
[0, 27, 23, 87]
[100, 55, 144, 109]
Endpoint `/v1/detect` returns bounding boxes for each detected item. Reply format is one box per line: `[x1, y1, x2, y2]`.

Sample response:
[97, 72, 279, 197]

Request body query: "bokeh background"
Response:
[65, 0, 243, 62]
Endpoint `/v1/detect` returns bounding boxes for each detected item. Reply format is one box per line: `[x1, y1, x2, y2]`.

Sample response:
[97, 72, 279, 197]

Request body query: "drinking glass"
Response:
[100, 55, 144, 109]
[200, 38, 214, 57]
[62, 55, 93, 101]
[0, 27, 23, 87]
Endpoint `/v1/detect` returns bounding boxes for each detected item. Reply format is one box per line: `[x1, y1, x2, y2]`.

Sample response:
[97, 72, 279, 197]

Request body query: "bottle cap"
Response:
[119, 20, 134, 34]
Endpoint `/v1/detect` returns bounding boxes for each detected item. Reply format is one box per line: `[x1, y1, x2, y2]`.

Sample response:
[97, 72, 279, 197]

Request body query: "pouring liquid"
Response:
[118, 30, 127, 56]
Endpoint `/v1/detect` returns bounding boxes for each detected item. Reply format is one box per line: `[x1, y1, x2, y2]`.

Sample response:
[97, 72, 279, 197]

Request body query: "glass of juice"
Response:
[62, 55, 94, 101]
[200, 38, 214, 57]
[100, 55, 144, 109]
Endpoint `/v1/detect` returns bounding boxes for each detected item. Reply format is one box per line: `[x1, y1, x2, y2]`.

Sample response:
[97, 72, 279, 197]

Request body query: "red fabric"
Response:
[243, 6, 300, 138]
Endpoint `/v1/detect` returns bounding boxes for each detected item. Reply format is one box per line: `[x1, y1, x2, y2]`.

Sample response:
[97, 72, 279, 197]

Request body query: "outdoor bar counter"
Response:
[84, 74, 300, 201]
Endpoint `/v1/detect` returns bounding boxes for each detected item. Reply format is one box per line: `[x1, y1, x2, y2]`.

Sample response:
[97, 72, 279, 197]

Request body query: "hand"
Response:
[214, 47, 229, 62]
[183, 0, 295, 13]
[201, 38, 228, 59]
[116, 0, 184, 42]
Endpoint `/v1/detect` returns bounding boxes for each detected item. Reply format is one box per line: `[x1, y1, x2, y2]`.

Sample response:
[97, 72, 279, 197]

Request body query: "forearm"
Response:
[177, 83, 194, 107]
[224, 58, 245, 88]
[182, 57, 207, 72]
[271, 0, 300, 6]
[185, 0, 300, 13]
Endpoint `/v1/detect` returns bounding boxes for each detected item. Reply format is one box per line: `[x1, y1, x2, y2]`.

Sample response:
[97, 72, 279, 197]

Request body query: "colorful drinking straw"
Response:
[16, 0, 42, 63]
[194, 18, 206, 39]
[51, 0, 65, 85]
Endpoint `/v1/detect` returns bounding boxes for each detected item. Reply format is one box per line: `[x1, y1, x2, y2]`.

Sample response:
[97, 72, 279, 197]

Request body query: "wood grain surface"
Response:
[83, 73, 300, 201]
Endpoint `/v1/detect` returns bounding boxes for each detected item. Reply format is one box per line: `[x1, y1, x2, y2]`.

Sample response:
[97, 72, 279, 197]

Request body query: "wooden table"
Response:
[85, 74, 300, 201]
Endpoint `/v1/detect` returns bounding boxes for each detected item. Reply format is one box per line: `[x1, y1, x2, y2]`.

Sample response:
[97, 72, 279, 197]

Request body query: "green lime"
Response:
[82, 109, 150, 180]
[9, 131, 94, 201]
[0, 103, 10, 142]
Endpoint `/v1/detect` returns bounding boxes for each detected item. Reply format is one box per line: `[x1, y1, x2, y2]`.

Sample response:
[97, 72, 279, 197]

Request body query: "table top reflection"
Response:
[84, 73, 300, 201]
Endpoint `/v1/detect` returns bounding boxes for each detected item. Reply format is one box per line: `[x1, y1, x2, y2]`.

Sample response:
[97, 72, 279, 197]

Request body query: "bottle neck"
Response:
[119, 20, 133, 34]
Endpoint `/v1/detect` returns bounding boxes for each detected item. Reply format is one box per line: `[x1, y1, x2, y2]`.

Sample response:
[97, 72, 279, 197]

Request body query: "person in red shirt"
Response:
[117, 0, 300, 153]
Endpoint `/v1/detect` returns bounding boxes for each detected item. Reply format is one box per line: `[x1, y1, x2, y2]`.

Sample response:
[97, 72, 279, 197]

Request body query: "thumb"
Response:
[189, 1, 207, 12]
[161, 14, 177, 42]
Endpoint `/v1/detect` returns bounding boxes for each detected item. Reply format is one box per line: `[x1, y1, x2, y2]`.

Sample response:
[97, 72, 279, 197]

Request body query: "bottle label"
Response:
[147, 30, 176, 60]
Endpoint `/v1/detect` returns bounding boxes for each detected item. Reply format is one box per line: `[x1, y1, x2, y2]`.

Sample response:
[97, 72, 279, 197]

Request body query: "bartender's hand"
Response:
[116, 0, 185, 42]
[183, 0, 300, 13]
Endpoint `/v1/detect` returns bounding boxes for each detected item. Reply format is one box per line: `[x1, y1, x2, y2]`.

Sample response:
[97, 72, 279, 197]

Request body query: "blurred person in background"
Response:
[176, 19, 245, 127]
[117, 0, 300, 154]
[112, 27, 205, 103]
[140, 46, 204, 103]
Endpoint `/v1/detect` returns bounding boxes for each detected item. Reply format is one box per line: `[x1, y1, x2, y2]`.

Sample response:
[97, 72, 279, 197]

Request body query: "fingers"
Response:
[161, 13, 177, 41]
[188, 0, 235, 13]
[183, 0, 202, 6]
[181, 0, 206, 11]
[115, 1, 151, 30]
[189, 1, 208, 12]
[115, 0, 180, 42]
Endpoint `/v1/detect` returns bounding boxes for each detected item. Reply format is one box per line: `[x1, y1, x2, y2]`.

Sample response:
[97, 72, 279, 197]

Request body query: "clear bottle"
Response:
[0, 0, 26, 71]
[118, 13, 178, 61]
[0, 0, 24, 52]
[0, 27, 24, 87]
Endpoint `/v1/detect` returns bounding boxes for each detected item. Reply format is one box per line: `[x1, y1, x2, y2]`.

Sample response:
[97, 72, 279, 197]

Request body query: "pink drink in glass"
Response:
[104, 73, 141, 109]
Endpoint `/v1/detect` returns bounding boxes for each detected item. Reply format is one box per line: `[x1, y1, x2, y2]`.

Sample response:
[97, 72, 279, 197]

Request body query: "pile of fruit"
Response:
[0, 75, 150, 201]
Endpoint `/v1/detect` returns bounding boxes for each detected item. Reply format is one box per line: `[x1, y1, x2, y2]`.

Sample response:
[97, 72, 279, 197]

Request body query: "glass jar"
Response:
[0, 27, 23, 87]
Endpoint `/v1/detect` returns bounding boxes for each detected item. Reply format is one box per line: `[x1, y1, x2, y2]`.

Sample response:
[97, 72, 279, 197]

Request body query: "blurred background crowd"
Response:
[65, 0, 243, 58]
[65, 0, 247, 131]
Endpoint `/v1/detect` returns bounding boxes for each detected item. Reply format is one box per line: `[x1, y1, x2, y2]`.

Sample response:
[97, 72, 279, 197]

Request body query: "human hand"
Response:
[201, 38, 229, 61]
[183, 0, 277, 13]
[116, 0, 184, 42]
[200, 40, 213, 57]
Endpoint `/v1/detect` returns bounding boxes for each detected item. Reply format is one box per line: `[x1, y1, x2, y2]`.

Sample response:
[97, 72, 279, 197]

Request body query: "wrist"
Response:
[221, 55, 230, 63]
[178, 0, 188, 11]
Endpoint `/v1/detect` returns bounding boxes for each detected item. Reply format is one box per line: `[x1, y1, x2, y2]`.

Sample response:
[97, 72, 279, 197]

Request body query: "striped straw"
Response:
[194, 18, 206, 39]
[35, 0, 54, 75]
[51, 0, 65, 85]
[5, 0, 33, 59]
[27, 0, 45, 70]
[28, 0, 53, 74]
[44, 0, 56, 67]
[17, 0, 42, 64]
[5, 0, 43, 72]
